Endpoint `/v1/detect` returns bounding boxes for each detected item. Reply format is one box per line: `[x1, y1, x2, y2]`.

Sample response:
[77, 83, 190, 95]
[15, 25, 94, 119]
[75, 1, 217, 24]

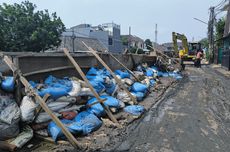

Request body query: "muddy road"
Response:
[110, 66, 230, 152]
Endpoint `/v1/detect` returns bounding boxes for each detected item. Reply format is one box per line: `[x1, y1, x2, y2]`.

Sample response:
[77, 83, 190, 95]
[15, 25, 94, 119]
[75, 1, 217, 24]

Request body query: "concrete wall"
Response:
[0, 52, 156, 81]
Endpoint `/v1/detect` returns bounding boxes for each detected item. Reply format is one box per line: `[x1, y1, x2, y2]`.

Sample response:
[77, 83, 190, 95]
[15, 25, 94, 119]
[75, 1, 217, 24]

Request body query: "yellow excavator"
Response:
[172, 32, 201, 61]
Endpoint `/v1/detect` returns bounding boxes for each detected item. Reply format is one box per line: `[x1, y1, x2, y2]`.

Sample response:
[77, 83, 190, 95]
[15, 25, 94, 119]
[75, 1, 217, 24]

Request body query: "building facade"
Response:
[121, 35, 144, 50]
[62, 23, 122, 53]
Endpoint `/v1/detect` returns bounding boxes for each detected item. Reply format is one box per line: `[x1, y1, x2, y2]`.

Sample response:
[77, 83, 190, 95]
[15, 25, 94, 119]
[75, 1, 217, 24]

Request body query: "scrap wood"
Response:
[82, 41, 137, 105]
[35, 134, 69, 145]
[63, 48, 118, 124]
[1, 54, 82, 149]
[0, 141, 17, 152]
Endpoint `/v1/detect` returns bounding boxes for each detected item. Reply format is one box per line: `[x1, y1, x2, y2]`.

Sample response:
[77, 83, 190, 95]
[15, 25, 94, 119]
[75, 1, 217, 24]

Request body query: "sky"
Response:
[0, 0, 227, 44]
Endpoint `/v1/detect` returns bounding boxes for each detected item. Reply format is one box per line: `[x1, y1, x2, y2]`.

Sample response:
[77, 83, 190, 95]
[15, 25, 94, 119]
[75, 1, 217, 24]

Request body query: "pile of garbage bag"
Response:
[0, 63, 182, 149]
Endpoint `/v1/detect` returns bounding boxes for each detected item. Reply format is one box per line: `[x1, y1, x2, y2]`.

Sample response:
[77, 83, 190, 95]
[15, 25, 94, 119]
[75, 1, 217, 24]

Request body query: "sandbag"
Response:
[121, 78, 134, 86]
[89, 80, 105, 93]
[79, 87, 94, 96]
[1, 76, 15, 92]
[30, 75, 73, 99]
[117, 90, 131, 104]
[157, 71, 164, 77]
[10, 126, 33, 148]
[48, 119, 76, 141]
[168, 72, 183, 80]
[87, 95, 123, 117]
[150, 79, 156, 87]
[68, 81, 81, 97]
[145, 69, 154, 77]
[162, 72, 169, 77]
[0, 95, 20, 140]
[35, 112, 61, 123]
[86, 98, 105, 117]
[131, 82, 148, 93]
[124, 105, 145, 116]
[38, 86, 71, 100]
[72, 111, 102, 135]
[104, 78, 117, 95]
[20, 96, 37, 122]
[114, 70, 130, 79]
[131, 91, 145, 101]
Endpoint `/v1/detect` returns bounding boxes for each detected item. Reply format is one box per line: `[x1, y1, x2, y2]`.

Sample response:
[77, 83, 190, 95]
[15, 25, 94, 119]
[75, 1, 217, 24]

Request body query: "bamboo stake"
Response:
[82, 42, 137, 104]
[1, 54, 81, 149]
[63, 48, 118, 123]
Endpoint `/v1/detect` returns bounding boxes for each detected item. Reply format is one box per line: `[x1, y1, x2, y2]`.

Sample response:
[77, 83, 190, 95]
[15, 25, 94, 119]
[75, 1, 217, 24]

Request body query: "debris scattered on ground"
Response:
[0, 58, 182, 151]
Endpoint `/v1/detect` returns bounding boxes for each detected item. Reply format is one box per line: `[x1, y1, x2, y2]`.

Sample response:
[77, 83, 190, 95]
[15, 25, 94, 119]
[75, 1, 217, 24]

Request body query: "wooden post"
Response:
[2, 55, 81, 149]
[82, 42, 137, 104]
[63, 49, 118, 123]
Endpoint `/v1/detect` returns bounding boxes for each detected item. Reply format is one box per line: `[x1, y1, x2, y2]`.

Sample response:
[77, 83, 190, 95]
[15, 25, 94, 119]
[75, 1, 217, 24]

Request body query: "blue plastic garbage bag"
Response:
[145, 69, 153, 77]
[89, 80, 105, 93]
[136, 65, 143, 72]
[151, 66, 158, 71]
[157, 71, 164, 77]
[87, 97, 105, 117]
[73, 111, 102, 135]
[131, 91, 145, 101]
[87, 67, 99, 75]
[162, 72, 169, 77]
[124, 105, 145, 116]
[86, 75, 105, 83]
[131, 82, 148, 93]
[114, 70, 130, 79]
[87, 67, 111, 77]
[38, 86, 71, 99]
[29, 76, 73, 99]
[104, 81, 116, 95]
[168, 72, 183, 80]
[150, 79, 156, 87]
[87, 95, 122, 117]
[1, 76, 15, 92]
[48, 119, 76, 142]
[175, 74, 183, 80]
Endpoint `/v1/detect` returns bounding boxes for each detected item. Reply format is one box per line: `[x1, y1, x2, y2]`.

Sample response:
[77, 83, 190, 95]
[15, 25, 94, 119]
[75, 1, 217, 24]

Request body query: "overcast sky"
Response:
[0, 0, 227, 43]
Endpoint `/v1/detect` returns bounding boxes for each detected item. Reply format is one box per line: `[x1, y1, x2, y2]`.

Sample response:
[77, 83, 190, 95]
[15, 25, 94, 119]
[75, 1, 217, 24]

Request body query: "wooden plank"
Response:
[82, 42, 137, 104]
[0, 141, 17, 152]
[63, 48, 118, 123]
[2, 55, 81, 149]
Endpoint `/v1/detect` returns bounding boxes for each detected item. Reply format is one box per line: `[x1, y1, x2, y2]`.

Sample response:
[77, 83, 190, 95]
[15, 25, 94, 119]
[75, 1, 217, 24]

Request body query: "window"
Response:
[109, 37, 113, 45]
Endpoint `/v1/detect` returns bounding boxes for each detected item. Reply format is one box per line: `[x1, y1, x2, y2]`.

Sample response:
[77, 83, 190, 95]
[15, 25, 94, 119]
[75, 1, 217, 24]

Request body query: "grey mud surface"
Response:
[111, 66, 230, 152]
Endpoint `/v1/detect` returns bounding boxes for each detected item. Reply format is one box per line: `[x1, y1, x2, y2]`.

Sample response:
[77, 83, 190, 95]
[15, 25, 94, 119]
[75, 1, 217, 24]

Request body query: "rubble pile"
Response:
[0, 63, 182, 151]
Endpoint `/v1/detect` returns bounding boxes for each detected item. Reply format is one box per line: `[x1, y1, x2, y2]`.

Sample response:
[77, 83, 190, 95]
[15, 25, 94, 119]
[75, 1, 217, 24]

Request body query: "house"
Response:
[47, 36, 107, 52]
[62, 23, 123, 53]
[121, 35, 144, 50]
[162, 42, 183, 52]
[221, 4, 230, 70]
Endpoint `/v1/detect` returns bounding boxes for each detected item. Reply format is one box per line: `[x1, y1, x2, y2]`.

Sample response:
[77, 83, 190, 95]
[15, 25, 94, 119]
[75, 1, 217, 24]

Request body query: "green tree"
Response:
[215, 17, 225, 47]
[199, 38, 209, 49]
[144, 39, 152, 50]
[121, 36, 128, 46]
[0, 1, 65, 52]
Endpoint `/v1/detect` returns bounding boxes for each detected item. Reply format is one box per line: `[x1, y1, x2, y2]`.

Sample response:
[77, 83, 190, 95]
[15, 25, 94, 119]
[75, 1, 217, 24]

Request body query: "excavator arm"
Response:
[172, 32, 189, 58]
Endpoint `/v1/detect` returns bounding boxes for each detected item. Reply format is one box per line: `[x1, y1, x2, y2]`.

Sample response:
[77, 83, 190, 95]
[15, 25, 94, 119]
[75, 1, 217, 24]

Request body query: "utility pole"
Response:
[71, 29, 76, 52]
[208, 7, 215, 63]
[155, 24, 158, 44]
